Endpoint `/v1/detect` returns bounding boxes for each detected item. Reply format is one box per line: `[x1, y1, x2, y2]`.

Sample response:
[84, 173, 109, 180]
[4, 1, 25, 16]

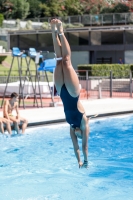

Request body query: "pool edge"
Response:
[27, 110, 133, 128]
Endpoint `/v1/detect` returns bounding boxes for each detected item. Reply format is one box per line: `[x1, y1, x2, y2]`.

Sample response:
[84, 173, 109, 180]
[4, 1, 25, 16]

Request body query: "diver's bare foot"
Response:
[50, 19, 57, 33]
[56, 19, 64, 35]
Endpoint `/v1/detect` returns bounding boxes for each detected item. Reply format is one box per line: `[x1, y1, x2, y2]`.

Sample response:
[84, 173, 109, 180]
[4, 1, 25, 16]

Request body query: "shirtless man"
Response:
[3, 92, 28, 134]
[0, 117, 12, 134]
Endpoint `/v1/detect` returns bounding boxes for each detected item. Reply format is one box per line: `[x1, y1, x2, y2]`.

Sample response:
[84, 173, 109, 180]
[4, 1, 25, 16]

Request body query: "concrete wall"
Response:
[46, 51, 89, 70]
[79, 80, 100, 90]
[71, 51, 89, 69]
[125, 51, 133, 64]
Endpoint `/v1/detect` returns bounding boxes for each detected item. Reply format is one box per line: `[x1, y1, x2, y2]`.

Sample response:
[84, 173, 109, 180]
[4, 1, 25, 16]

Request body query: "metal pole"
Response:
[130, 70, 132, 98]
[53, 68, 55, 100]
[98, 79, 102, 99]
[86, 70, 89, 99]
[113, 13, 115, 25]
[17, 57, 25, 108]
[1, 57, 14, 108]
[26, 57, 39, 107]
[36, 64, 43, 107]
[44, 70, 55, 106]
[21, 57, 25, 108]
[35, 52, 43, 107]
[110, 70, 112, 98]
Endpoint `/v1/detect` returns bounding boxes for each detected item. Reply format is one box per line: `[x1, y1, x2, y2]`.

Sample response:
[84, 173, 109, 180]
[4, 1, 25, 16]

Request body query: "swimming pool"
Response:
[0, 115, 133, 200]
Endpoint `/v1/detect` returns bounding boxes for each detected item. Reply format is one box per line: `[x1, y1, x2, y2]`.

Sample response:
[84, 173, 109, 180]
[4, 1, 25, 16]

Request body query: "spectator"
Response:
[3, 92, 28, 134]
[118, 58, 124, 64]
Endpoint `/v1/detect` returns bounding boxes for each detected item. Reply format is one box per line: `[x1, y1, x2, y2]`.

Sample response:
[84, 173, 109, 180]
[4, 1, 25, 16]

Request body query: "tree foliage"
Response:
[40, 0, 65, 17]
[40, 0, 83, 17]
[10, 0, 30, 19]
[112, 2, 130, 13]
[64, 0, 83, 16]
[27, 0, 41, 18]
[80, 0, 108, 15]
[0, 13, 4, 27]
[0, 0, 132, 19]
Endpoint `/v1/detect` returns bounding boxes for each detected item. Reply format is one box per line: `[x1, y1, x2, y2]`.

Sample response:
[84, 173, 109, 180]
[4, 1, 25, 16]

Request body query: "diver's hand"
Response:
[79, 161, 83, 168]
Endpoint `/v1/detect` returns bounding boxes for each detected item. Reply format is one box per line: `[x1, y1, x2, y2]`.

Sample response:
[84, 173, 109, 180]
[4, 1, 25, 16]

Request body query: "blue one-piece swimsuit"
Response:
[60, 84, 84, 128]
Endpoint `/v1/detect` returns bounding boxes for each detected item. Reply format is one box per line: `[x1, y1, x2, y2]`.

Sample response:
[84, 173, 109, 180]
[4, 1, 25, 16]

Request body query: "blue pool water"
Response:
[0, 115, 133, 200]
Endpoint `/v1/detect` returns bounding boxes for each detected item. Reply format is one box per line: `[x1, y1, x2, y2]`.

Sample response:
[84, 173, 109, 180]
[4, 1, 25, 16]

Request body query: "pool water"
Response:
[0, 115, 133, 200]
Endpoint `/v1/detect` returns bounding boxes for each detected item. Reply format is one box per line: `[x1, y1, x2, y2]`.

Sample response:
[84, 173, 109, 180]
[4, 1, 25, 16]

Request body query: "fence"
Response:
[0, 74, 53, 83]
[2, 13, 133, 30]
[78, 69, 133, 99]
[0, 69, 133, 99]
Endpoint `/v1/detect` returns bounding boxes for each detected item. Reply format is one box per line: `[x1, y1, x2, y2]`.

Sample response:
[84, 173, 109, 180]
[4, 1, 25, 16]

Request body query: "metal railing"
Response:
[78, 69, 133, 99]
[0, 74, 53, 83]
[2, 13, 133, 31]
[0, 69, 133, 99]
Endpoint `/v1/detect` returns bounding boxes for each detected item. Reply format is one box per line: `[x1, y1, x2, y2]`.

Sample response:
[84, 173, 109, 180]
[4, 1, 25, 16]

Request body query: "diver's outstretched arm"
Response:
[70, 127, 83, 167]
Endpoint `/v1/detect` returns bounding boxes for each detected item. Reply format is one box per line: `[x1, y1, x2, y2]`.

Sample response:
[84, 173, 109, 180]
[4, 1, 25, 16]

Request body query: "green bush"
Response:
[78, 64, 132, 78]
[16, 19, 21, 29]
[41, 22, 49, 29]
[112, 3, 129, 13]
[0, 56, 7, 64]
[65, 23, 84, 28]
[0, 13, 4, 27]
[100, 7, 113, 14]
[25, 20, 33, 30]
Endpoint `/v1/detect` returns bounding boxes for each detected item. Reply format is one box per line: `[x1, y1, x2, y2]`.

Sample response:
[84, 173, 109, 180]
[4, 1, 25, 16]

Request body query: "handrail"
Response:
[2, 12, 133, 30]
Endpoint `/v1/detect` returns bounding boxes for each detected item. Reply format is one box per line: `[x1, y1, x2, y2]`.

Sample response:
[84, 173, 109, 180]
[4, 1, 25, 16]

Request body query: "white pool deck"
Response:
[1, 98, 133, 125]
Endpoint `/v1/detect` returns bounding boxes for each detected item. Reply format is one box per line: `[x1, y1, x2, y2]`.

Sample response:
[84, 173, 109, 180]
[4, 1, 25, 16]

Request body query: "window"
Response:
[79, 32, 88, 45]
[101, 31, 123, 45]
[67, 32, 89, 45]
[10, 35, 18, 48]
[19, 34, 36, 49]
[125, 30, 133, 44]
[67, 32, 79, 45]
[38, 34, 53, 48]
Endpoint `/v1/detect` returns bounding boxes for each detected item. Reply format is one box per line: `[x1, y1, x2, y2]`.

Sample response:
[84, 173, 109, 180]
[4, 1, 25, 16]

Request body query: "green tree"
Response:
[80, 0, 108, 15]
[27, 0, 41, 18]
[39, 0, 47, 2]
[0, 0, 6, 9]
[112, 3, 130, 13]
[100, 7, 113, 14]
[0, 0, 13, 19]
[0, 13, 4, 27]
[10, 0, 30, 19]
[64, 0, 83, 15]
[40, 0, 64, 17]
[40, 0, 82, 17]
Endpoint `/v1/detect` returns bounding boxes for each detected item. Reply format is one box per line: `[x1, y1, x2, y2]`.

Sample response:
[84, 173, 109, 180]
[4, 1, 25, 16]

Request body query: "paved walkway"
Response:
[1, 98, 133, 125]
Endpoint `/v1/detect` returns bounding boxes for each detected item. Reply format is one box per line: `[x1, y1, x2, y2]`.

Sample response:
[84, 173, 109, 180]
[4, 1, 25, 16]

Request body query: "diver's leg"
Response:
[51, 19, 64, 94]
[56, 20, 80, 97]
